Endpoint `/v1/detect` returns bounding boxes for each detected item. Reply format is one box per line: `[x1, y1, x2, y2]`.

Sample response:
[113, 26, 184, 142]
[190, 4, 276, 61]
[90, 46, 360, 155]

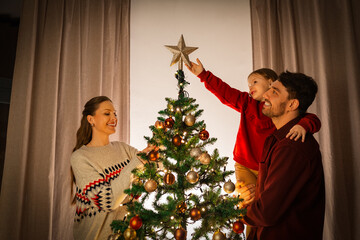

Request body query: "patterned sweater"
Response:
[70, 141, 143, 240]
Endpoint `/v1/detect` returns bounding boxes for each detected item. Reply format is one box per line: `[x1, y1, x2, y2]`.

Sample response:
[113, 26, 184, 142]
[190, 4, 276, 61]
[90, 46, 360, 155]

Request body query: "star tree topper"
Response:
[165, 34, 198, 70]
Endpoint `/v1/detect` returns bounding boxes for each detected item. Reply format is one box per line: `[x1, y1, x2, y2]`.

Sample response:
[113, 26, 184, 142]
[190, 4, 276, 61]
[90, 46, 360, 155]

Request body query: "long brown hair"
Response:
[71, 96, 112, 204]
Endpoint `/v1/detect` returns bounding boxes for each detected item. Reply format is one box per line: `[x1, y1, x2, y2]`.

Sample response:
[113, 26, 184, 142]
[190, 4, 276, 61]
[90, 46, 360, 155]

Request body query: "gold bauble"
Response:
[124, 228, 136, 240]
[164, 172, 176, 185]
[223, 180, 235, 194]
[155, 120, 164, 129]
[198, 152, 211, 165]
[108, 232, 122, 240]
[144, 179, 157, 192]
[212, 230, 226, 240]
[186, 171, 199, 184]
[184, 114, 195, 126]
[189, 207, 201, 221]
[189, 147, 202, 158]
[174, 227, 187, 240]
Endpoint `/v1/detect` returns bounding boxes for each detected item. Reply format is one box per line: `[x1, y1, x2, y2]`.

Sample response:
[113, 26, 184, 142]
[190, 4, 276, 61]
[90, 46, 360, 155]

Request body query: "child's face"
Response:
[247, 73, 272, 101]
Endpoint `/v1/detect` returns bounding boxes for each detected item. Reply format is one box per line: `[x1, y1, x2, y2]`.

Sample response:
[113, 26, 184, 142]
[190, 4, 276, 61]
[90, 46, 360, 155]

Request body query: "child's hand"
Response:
[185, 58, 204, 76]
[286, 124, 306, 142]
[235, 181, 256, 208]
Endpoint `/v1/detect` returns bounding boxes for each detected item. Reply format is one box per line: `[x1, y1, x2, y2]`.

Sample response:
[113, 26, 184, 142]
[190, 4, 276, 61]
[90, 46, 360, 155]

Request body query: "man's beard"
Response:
[262, 101, 287, 118]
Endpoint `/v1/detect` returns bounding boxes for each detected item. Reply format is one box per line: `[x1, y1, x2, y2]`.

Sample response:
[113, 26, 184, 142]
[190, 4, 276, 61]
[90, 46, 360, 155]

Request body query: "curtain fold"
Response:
[250, 0, 360, 239]
[0, 0, 130, 239]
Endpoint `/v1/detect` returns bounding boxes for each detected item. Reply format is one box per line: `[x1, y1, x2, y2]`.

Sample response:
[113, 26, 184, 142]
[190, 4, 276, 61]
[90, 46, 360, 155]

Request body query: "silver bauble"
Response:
[186, 171, 199, 184]
[190, 147, 202, 158]
[184, 114, 195, 126]
[223, 180, 235, 194]
[198, 152, 211, 165]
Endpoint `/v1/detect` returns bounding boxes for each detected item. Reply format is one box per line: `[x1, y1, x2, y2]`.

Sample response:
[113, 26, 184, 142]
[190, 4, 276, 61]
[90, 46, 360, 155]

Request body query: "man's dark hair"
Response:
[278, 71, 318, 115]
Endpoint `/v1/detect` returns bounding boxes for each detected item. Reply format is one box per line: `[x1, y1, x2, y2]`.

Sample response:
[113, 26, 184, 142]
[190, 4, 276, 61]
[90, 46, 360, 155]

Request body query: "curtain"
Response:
[250, 0, 360, 239]
[0, 0, 130, 239]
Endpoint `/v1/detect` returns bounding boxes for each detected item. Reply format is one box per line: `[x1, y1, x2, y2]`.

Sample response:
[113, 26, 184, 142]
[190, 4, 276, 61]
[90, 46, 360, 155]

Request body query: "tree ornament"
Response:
[129, 215, 143, 230]
[155, 120, 164, 129]
[172, 134, 182, 146]
[108, 232, 122, 240]
[176, 201, 187, 213]
[232, 220, 244, 234]
[159, 145, 167, 151]
[124, 227, 137, 240]
[184, 114, 195, 126]
[223, 180, 236, 194]
[167, 103, 174, 111]
[164, 172, 176, 185]
[199, 129, 209, 140]
[144, 179, 157, 192]
[174, 227, 187, 240]
[164, 117, 175, 128]
[165, 34, 198, 70]
[198, 152, 211, 165]
[130, 193, 141, 200]
[186, 171, 199, 184]
[189, 147, 202, 158]
[189, 207, 201, 221]
[148, 150, 160, 161]
[212, 230, 226, 240]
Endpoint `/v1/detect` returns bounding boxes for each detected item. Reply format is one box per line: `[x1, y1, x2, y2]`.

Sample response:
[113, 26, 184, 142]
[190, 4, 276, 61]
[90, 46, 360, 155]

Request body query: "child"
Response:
[185, 58, 321, 206]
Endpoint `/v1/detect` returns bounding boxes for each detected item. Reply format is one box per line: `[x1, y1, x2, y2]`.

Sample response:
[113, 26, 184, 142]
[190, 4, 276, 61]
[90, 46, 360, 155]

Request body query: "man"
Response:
[243, 71, 325, 240]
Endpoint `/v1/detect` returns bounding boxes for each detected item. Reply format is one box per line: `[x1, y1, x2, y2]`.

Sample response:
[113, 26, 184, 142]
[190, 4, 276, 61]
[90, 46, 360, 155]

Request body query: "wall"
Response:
[130, 0, 252, 169]
[129, 0, 252, 234]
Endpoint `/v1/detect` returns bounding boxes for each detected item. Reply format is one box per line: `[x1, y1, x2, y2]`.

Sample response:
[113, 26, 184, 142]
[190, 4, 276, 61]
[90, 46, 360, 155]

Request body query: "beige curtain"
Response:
[250, 0, 360, 239]
[0, 0, 130, 239]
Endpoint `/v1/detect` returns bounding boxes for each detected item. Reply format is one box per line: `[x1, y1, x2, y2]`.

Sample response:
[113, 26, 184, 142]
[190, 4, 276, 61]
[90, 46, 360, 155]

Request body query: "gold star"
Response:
[165, 34, 198, 70]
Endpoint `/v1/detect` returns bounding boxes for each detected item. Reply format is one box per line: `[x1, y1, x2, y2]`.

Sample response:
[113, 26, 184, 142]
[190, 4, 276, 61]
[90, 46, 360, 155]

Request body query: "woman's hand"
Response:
[185, 58, 204, 76]
[286, 124, 306, 142]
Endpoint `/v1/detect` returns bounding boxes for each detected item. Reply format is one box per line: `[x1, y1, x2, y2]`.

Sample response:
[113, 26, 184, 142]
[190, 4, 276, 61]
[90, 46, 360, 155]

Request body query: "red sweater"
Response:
[243, 117, 325, 240]
[197, 70, 321, 170]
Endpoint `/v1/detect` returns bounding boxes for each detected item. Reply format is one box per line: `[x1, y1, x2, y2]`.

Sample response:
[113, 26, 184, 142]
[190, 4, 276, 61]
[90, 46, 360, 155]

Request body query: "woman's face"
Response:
[88, 101, 117, 136]
[247, 73, 272, 101]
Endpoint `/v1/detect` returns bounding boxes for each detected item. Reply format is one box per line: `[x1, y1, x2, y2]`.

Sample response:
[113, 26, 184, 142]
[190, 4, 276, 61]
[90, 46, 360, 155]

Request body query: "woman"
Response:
[70, 96, 152, 240]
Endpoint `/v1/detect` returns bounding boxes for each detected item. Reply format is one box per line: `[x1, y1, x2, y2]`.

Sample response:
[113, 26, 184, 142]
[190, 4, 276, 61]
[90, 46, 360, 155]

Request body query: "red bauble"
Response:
[129, 215, 143, 230]
[189, 207, 201, 221]
[164, 117, 175, 128]
[148, 150, 160, 161]
[130, 193, 141, 200]
[199, 129, 209, 140]
[164, 172, 176, 185]
[174, 227, 187, 240]
[172, 134, 182, 146]
[232, 220, 244, 234]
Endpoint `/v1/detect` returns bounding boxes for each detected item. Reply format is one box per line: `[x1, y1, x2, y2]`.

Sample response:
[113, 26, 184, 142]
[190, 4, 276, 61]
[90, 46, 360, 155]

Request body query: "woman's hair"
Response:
[249, 68, 278, 82]
[71, 95, 112, 204]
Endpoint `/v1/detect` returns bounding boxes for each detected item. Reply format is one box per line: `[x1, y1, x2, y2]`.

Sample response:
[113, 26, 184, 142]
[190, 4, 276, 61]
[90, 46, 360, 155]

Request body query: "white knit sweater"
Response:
[71, 141, 142, 240]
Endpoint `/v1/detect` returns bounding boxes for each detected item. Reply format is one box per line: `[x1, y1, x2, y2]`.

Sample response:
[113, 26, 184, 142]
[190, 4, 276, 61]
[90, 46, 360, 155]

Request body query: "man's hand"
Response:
[185, 58, 204, 76]
[236, 181, 256, 208]
[286, 124, 306, 142]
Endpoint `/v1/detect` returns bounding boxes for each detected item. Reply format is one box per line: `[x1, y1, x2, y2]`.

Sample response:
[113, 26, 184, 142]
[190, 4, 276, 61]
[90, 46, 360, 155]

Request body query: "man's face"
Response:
[262, 80, 290, 118]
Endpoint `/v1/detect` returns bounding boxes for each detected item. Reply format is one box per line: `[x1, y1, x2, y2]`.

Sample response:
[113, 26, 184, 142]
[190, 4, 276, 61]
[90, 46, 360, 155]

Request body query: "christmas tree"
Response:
[110, 35, 246, 240]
